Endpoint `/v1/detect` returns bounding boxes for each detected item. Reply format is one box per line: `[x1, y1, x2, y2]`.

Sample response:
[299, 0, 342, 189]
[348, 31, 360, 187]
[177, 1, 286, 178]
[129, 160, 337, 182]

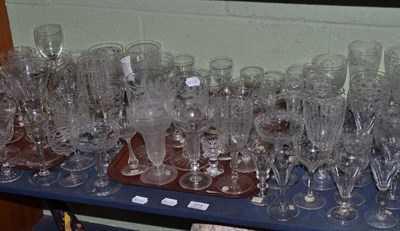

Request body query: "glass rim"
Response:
[34, 23, 63, 35]
[311, 53, 348, 69]
[347, 40, 383, 54]
[125, 40, 161, 55]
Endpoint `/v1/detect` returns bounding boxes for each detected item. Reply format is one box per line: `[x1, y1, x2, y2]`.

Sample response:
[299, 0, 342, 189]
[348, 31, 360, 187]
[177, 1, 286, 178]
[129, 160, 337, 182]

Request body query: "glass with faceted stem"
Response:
[201, 135, 224, 177]
[254, 111, 304, 221]
[246, 138, 276, 206]
[127, 70, 177, 186]
[0, 115, 22, 183]
[213, 95, 254, 195]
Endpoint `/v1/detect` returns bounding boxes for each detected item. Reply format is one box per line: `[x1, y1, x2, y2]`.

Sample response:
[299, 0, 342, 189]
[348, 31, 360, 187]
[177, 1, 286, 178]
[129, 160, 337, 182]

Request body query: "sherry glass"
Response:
[201, 135, 224, 177]
[34, 24, 64, 62]
[246, 138, 276, 206]
[365, 147, 399, 229]
[213, 95, 254, 195]
[0, 115, 22, 183]
[71, 119, 121, 196]
[293, 132, 328, 210]
[126, 70, 177, 186]
[327, 140, 366, 225]
[348, 40, 383, 76]
[254, 111, 304, 221]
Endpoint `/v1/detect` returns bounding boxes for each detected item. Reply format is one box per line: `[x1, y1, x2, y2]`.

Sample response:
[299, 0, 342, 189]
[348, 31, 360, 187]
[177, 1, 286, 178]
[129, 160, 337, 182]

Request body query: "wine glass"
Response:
[116, 115, 149, 176]
[165, 74, 213, 190]
[0, 115, 22, 183]
[71, 119, 121, 196]
[213, 95, 254, 195]
[201, 135, 224, 177]
[246, 138, 276, 206]
[365, 147, 399, 229]
[34, 24, 64, 62]
[254, 111, 304, 221]
[293, 132, 328, 210]
[327, 140, 366, 225]
[126, 70, 177, 186]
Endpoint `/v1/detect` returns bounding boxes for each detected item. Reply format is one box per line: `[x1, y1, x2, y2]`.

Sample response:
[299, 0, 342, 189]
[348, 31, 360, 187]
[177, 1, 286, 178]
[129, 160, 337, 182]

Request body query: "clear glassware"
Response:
[327, 141, 366, 225]
[283, 64, 305, 94]
[347, 40, 383, 76]
[165, 74, 213, 190]
[293, 132, 328, 210]
[201, 135, 224, 177]
[213, 95, 254, 195]
[311, 53, 348, 89]
[264, 71, 284, 93]
[254, 111, 304, 221]
[125, 40, 162, 71]
[349, 70, 391, 134]
[116, 116, 149, 176]
[127, 70, 177, 186]
[246, 138, 276, 206]
[116, 51, 146, 78]
[0, 115, 22, 183]
[34, 23, 64, 62]
[365, 147, 399, 229]
[88, 42, 124, 76]
[302, 83, 347, 191]
[384, 46, 400, 81]
[209, 56, 233, 79]
[392, 65, 400, 106]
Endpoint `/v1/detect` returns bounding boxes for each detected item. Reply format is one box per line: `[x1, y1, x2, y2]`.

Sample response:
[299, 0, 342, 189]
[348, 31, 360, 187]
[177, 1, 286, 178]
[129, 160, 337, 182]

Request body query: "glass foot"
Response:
[165, 133, 185, 148]
[302, 171, 336, 191]
[382, 194, 400, 210]
[140, 164, 178, 186]
[84, 177, 121, 196]
[179, 172, 212, 191]
[293, 191, 326, 210]
[327, 206, 358, 225]
[204, 164, 224, 177]
[120, 162, 149, 176]
[364, 209, 399, 229]
[170, 150, 207, 171]
[61, 155, 95, 172]
[269, 172, 298, 189]
[0, 168, 23, 183]
[216, 174, 254, 195]
[59, 172, 88, 187]
[249, 190, 276, 206]
[334, 190, 366, 207]
[237, 156, 255, 173]
[29, 170, 60, 187]
[267, 201, 300, 221]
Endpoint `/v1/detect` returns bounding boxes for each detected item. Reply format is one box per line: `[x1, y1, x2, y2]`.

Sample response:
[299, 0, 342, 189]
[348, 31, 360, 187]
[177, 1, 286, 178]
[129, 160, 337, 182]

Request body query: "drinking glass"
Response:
[126, 70, 177, 185]
[209, 56, 233, 79]
[327, 141, 366, 225]
[71, 118, 120, 196]
[166, 74, 213, 190]
[116, 51, 146, 78]
[348, 40, 383, 76]
[348, 70, 391, 134]
[302, 85, 347, 191]
[283, 64, 305, 93]
[392, 65, 400, 105]
[213, 95, 254, 195]
[34, 24, 63, 62]
[311, 53, 348, 89]
[246, 138, 276, 206]
[201, 135, 224, 177]
[293, 132, 328, 210]
[264, 71, 284, 93]
[0, 115, 22, 183]
[125, 40, 162, 71]
[0, 45, 36, 66]
[254, 111, 304, 221]
[88, 42, 124, 76]
[384, 46, 400, 80]
[365, 148, 399, 229]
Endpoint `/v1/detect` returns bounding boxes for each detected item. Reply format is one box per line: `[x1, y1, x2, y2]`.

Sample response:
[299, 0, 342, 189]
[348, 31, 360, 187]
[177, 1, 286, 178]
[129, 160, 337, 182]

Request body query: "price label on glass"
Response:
[187, 201, 209, 211]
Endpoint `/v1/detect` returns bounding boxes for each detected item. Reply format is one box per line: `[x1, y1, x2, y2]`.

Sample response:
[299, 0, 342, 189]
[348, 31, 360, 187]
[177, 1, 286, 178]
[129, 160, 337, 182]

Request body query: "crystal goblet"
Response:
[34, 23, 63, 62]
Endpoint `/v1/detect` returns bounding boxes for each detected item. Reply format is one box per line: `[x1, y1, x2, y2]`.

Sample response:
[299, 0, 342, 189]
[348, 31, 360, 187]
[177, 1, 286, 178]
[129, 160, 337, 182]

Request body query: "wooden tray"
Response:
[108, 134, 259, 199]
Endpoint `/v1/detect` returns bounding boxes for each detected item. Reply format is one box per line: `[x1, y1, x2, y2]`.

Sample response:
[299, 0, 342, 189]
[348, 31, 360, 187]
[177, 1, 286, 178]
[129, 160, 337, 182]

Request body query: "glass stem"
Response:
[0, 146, 10, 175]
[96, 151, 109, 185]
[35, 141, 49, 176]
[258, 175, 267, 198]
[279, 184, 287, 212]
[377, 190, 388, 219]
[185, 132, 201, 183]
[230, 151, 239, 186]
[124, 137, 139, 168]
[389, 173, 399, 199]
[305, 170, 315, 201]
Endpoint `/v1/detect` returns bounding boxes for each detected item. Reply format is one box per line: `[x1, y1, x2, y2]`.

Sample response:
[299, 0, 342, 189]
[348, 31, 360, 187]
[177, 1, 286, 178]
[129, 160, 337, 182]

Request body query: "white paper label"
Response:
[121, 55, 133, 77]
[251, 197, 263, 204]
[161, 198, 178, 206]
[132, 196, 148, 204]
[186, 76, 201, 87]
[187, 201, 209, 211]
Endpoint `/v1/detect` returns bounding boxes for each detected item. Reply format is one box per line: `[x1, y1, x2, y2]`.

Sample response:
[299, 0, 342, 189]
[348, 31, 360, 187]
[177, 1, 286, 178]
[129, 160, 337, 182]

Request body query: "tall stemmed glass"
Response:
[213, 95, 254, 195]
[34, 24, 64, 63]
[71, 119, 121, 196]
[365, 148, 399, 229]
[327, 140, 366, 225]
[293, 132, 328, 210]
[166, 74, 214, 190]
[302, 84, 347, 191]
[254, 111, 304, 221]
[0, 115, 22, 183]
[126, 70, 177, 186]
[246, 138, 276, 206]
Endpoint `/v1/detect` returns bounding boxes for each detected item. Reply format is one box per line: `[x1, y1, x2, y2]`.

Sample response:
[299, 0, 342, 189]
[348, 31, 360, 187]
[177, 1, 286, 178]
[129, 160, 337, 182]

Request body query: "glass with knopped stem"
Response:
[0, 114, 22, 183]
[213, 95, 254, 195]
[254, 111, 304, 221]
[292, 132, 328, 210]
[127, 70, 178, 186]
[201, 135, 224, 177]
[246, 138, 276, 206]
[327, 140, 366, 225]
[365, 147, 399, 228]
[34, 23, 64, 63]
